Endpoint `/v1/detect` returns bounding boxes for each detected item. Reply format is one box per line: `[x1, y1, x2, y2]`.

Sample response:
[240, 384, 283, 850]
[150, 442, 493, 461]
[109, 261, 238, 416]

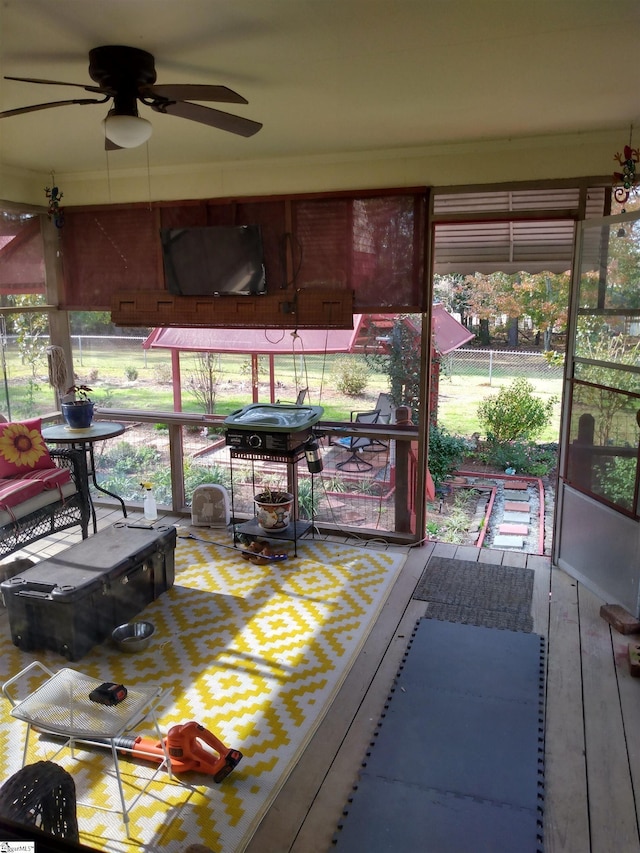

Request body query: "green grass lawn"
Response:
[0, 337, 562, 442]
[0, 341, 389, 423]
[437, 372, 563, 442]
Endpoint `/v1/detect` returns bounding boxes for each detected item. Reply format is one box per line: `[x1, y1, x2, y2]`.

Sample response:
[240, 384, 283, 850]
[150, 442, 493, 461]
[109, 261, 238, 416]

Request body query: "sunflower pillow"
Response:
[0, 418, 56, 478]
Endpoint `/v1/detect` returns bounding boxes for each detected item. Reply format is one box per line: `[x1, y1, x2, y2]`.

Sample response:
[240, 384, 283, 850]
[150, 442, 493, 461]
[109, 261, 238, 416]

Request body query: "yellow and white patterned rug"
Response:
[0, 535, 406, 853]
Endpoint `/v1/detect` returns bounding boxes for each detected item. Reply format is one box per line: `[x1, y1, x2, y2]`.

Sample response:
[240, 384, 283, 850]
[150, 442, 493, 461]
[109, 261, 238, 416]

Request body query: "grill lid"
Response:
[224, 403, 323, 432]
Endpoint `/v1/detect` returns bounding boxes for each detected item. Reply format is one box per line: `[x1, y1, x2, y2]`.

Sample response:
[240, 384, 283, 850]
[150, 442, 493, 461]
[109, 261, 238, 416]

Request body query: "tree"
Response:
[13, 295, 48, 410]
[463, 272, 520, 345]
[364, 314, 422, 420]
[514, 272, 570, 351]
[573, 327, 640, 445]
[433, 274, 472, 326]
[186, 353, 220, 414]
[387, 316, 422, 420]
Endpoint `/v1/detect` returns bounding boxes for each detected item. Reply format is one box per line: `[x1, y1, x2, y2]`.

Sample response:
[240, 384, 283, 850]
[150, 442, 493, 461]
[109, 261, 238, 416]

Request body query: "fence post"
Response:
[488, 350, 493, 385]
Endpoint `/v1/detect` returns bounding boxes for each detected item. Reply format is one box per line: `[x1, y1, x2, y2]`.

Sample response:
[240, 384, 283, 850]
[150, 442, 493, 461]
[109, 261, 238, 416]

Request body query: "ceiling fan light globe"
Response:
[103, 113, 152, 148]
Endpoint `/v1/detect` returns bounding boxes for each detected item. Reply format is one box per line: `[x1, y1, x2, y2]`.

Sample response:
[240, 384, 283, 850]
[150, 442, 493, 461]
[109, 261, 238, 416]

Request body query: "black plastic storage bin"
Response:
[1, 522, 176, 661]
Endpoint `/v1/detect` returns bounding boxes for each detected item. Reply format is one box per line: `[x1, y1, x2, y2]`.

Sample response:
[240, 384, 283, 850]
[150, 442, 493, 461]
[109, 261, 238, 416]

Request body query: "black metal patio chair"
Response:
[336, 410, 380, 471]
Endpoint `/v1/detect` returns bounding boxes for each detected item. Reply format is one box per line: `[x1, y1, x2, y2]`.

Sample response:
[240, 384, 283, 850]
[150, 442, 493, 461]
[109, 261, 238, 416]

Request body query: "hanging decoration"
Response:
[613, 126, 639, 206]
[44, 172, 64, 228]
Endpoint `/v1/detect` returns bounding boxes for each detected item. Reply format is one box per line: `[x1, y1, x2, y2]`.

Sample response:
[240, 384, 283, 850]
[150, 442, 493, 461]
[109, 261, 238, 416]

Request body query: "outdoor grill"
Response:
[224, 403, 324, 454]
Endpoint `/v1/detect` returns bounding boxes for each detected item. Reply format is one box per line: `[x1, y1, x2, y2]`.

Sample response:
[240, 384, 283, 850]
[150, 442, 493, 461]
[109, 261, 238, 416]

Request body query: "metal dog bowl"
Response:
[111, 621, 155, 653]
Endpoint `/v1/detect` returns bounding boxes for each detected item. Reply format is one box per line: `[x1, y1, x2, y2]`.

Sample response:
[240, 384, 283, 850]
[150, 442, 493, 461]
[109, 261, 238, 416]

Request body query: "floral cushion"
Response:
[0, 418, 56, 478]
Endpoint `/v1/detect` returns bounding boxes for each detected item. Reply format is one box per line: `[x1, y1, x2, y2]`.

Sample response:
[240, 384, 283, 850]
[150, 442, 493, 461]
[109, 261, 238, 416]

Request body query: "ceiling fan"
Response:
[0, 44, 263, 149]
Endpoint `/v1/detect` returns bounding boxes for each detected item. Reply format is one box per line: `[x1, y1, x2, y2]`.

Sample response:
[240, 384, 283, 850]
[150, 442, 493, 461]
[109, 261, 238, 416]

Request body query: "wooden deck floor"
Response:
[252, 539, 640, 853]
[5, 507, 640, 853]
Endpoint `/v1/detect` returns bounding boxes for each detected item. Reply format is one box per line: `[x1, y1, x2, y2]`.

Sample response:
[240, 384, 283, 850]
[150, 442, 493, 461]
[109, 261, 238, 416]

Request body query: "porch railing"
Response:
[70, 408, 422, 544]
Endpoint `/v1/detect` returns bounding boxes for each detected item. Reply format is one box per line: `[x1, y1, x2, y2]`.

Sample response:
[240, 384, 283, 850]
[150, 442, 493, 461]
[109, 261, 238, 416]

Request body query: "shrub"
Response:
[595, 456, 636, 510]
[332, 356, 370, 396]
[483, 439, 558, 476]
[124, 366, 138, 381]
[153, 363, 173, 384]
[477, 378, 556, 442]
[428, 424, 468, 489]
[184, 462, 231, 496]
[99, 441, 161, 475]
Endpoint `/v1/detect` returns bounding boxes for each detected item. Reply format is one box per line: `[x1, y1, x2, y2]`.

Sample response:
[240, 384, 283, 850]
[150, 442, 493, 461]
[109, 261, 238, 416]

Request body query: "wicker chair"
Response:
[0, 760, 79, 841]
[0, 448, 91, 560]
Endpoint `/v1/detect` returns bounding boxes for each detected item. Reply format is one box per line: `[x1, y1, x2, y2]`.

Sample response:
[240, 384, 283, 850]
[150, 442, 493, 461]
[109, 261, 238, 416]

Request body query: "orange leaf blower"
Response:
[113, 721, 243, 783]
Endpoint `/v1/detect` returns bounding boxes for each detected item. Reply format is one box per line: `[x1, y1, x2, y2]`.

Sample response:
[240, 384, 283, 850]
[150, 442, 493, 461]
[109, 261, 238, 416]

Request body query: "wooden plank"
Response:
[477, 548, 504, 565]
[111, 286, 355, 329]
[613, 629, 640, 835]
[579, 584, 639, 851]
[431, 541, 458, 558]
[528, 554, 552, 573]
[530, 555, 551, 638]
[502, 550, 528, 568]
[452, 544, 480, 561]
[544, 568, 589, 853]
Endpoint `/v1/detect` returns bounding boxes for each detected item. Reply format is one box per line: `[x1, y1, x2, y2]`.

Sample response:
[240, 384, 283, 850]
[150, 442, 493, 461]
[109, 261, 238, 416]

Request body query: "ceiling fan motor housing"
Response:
[88, 45, 157, 94]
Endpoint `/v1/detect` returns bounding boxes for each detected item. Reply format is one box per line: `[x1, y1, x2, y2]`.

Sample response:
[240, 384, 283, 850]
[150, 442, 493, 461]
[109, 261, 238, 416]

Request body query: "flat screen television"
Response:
[160, 224, 267, 297]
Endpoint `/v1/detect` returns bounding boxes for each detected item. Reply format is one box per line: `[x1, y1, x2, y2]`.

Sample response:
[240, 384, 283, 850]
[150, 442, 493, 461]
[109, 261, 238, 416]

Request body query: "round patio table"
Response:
[42, 421, 128, 531]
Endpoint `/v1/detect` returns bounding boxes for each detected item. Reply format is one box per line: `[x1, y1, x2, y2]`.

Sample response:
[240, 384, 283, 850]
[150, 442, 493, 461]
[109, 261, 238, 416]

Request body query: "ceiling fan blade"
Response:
[4, 75, 108, 95]
[0, 98, 107, 119]
[152, 100, 262, 137]
[143, 84, 248, 104]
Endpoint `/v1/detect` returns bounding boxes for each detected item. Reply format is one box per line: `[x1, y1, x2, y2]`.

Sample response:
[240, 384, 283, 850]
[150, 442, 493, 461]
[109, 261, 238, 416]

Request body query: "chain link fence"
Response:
[437, 348, 564, 440]
[440, 348, 564, 384]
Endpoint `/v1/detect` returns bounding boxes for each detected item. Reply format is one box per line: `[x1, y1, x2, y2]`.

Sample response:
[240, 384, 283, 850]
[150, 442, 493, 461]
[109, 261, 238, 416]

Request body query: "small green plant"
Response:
[477, 378, 556, 443]
[98, 441, 161, 476]
[124, 366, 138, 381]
[426, 520, 440, 537]
[483, 439, 558, 477]
[428, 424, 468, 490]
[297, 478, 319, 519]
[66, 384, 92, 402]
[332, 356, 370, 396]
[184, 462, 231, 496]
[436, 488, 478, 544]
[353, 478, 377, 494]
[323, 475, 348, 493]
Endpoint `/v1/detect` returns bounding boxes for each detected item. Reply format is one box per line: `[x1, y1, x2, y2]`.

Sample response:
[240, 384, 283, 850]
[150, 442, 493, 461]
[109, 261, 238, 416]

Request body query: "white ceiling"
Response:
[0, 0, 639, 180]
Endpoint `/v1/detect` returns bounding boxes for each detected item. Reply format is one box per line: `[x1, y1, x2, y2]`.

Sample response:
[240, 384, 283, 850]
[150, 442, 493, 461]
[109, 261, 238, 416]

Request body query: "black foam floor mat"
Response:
[333, 618, 545, 852]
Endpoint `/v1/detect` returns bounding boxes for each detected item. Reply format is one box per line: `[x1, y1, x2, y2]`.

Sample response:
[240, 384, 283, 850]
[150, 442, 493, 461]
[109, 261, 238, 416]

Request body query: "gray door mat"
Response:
[413, 557, 534, 632]
[333, 618, 545, 852]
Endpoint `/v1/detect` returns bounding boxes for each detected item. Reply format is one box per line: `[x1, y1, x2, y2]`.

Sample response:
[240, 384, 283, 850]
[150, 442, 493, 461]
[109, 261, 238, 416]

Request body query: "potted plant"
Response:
[253, 488, 294, 531]
[61, 385, 94, 429]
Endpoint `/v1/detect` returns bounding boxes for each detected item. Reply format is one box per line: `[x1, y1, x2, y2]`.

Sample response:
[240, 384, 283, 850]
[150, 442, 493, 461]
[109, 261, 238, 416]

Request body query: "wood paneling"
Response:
[111, 286, 355, 329]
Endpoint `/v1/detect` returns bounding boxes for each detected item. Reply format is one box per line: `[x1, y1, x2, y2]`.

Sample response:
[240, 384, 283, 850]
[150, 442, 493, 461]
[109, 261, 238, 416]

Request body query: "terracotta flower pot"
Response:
[254, 491, 294, 531]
